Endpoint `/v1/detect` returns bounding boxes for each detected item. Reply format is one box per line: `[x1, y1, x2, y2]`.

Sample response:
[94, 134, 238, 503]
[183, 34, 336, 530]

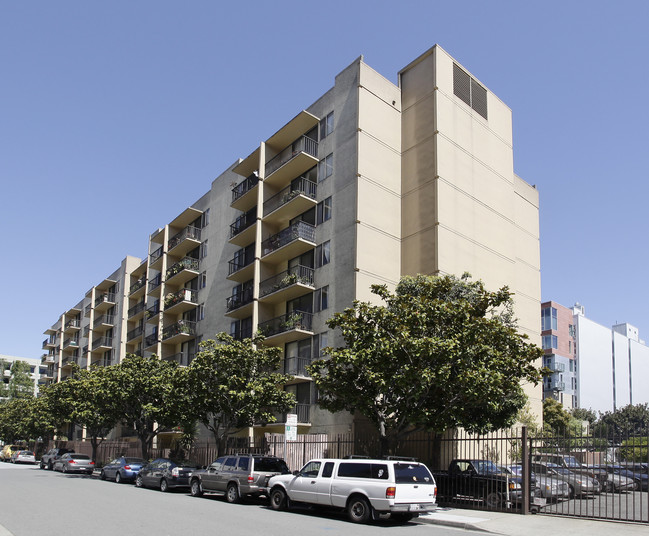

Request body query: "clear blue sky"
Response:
[2, 0, 648, 359]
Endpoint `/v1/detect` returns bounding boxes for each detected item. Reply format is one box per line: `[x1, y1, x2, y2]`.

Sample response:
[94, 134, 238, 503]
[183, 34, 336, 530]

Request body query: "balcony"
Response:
[163, 353, 194, 367]
[129, 276, 147, 297]
[91, 336, 112, 351]
[281, 403, 311, 425]
[62, 338, 80, 350]
[259, 265, 314, 304]
[261, 221, 316, 264]
[231, 325, 253, 342]
[42, 338, 56, 349]
[263, 178, 317, 226]
[264, 135, 318, 188]
[284, 356, 312, 378]
[167, 226, 201, 258]
[94, 292, 116, 312]
[225, 288, 254, 319]
[149, 246, 164, 270]
[165, 257, 200, 286]
[164, 288, 198, 314]
[85, 303, 92, 317]
[42, 354, 56, 364]
[146, 301, 161, 323]
[547, 380, 566, 392]
[128, 300, 146, 320]
[126, 325, 144, 342]
[551, 363, 566, 373]
[93, 314, 115, 331]
[229, 208, 258, 247]
[145, 332, 159, 349]
[161, 320, 196, 344]
[64, 318, 81, 333]
[148, 273, 162, 296]
[258, 311, 313, 345]
[227, 251, 255, 283]
[231, 173, 260, 212]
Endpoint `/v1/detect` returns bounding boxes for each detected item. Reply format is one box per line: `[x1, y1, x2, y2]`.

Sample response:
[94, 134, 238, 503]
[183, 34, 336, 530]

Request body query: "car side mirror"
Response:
[293, 470, 300, 476]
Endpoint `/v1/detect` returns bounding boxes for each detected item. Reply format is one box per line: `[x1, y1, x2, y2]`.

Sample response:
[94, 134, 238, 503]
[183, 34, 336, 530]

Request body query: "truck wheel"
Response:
[226, 483, 240, 503]
[484, 491, 501, 508]
[270, 488, 287, 510]
[348, 496, 372, 523]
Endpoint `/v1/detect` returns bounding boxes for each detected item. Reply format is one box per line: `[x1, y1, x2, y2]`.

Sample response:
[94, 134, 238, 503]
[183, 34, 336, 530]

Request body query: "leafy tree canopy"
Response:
[594, 403, 649, 438]
[308, 273, 542, 453]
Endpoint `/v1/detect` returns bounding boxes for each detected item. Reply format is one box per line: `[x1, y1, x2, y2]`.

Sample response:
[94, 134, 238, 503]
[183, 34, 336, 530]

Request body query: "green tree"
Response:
[543, 398, 572, 433]
[184, 333, 295, 456]
[105, 354, 184, 459]
[3, 360, 35, 400]
[594, 403, 649, 438]
[571, 407, 597, 426]
[619, 437, 648, 462]
[308, 273, 542, 456]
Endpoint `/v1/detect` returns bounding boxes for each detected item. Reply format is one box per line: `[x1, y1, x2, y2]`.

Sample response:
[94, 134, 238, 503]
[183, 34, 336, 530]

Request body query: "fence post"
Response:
[521, 426, 530, 515]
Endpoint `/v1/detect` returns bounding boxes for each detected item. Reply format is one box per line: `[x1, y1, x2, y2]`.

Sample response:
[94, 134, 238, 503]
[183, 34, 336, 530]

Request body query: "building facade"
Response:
[1, 354, 47, 399]
[42, 45, 542, 436]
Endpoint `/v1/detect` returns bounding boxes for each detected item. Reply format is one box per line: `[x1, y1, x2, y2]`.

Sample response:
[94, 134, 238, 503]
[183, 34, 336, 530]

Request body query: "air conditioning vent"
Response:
[453, 63, 488, 120]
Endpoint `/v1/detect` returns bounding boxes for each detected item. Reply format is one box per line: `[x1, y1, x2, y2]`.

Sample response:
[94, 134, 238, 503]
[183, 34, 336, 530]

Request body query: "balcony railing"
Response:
[263, 178, 317, 216]
[148, 273, 162, 293]
[261, 221, 315, 257]
[228, 252, 255, 276]
[259, 265, 314, 298]
[145, 332, 158, 347]
[128, 300, 146, 318]
[282, 403, 311, 424]
[168, 226, 201, 251]
[548, 380, 566, 391]
[258, 311, 313, 338]
[162, 320, 197, 341]
[93, 314, 114, 328]
[127, 326, 144, 341]
[85, 304, 92, 317]
[42, 338, 56, 349]
[63, 338, 79, 349]
[91, 336, 113, 350]
[551, 363, 566, 373]
[130, 276, 146, 294]
[164, 288, 198, 309]
[95, 292, 116, 307]
[231, 325, 253, 341]
[150, 246, 163, 265]
[229, 209, 257, 239]
[146, 301, 160, 319]
[165, 257, 199, 280]
[265, 135, 318, 177]
[64, 318, 81, 330]
[163, 353, 195, 367]
[225, 287, 254, 313]
[231, 173, 260, 204]
[284, 356, 312, 377]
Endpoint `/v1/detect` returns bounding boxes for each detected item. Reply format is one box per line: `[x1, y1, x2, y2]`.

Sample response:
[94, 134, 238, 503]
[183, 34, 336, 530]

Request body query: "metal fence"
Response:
[48, 425, 648, 524]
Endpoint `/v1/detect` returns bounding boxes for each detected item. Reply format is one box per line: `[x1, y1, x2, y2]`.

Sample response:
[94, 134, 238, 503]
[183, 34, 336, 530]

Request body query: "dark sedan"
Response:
[135, 459, 200, 492]
[100, 457, 147, 483]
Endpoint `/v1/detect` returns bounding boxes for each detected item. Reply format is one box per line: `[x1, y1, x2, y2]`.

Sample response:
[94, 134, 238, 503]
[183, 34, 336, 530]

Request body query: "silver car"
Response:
[11, 450, 36, 464]
[53, 453, 95, 474]
[531, 462, 599, 497]
[504, 465, 570, 500]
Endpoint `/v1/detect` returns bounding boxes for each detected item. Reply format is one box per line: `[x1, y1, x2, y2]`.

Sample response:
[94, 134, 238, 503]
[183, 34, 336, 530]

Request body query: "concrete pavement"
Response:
[419, 506, 647, 535]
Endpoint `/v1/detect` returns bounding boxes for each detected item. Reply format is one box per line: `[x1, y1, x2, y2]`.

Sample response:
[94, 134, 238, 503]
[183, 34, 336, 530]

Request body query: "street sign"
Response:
[285, 413, 298, 441]
[286, 413, 298, 426]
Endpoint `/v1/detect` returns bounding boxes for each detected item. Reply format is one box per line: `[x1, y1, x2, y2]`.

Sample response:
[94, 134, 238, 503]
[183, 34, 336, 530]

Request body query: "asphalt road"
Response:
[0, 463, 479, 536]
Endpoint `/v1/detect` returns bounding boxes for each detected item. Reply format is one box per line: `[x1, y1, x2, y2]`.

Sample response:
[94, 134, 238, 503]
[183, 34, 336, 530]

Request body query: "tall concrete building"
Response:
[42, 45, 542, 437]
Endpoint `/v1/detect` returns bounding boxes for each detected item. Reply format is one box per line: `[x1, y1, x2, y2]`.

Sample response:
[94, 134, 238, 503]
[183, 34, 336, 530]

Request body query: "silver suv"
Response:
[189, 454, 290, 503]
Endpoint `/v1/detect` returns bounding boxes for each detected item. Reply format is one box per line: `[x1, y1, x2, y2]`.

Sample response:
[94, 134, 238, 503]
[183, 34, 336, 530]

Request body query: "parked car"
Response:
[502, 465, 569, 501]
[100, 457, 147, 483]
[532, 454, 607, 487]
[592, 465, 641, 492]
[189, 454, 290, 502]
[530, 462, 600, 497]
[268, 457, 437, 523]
[615, 463, 649, 491]
[1, 445, 22, 462]
[40, 448, 75, 470]
[10, 450, 36, 465]
[135, 458, 200, 492]
[53, 453, 95, 474]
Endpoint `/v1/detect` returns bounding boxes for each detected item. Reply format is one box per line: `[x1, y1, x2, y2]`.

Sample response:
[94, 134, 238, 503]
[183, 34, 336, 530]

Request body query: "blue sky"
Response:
[2, 1, 648, 359]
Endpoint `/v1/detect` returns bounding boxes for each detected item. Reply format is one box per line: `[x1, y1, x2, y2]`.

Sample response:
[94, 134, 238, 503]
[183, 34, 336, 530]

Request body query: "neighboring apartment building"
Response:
[1, 354, 47, 398]
[540, 301, 578, 409]
[572, 304, 649, 413]
[42, 45, 542, 437]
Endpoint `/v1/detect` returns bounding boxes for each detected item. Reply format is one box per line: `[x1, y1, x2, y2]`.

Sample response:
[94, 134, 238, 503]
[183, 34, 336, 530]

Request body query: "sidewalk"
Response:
[419, 506, 647, 535]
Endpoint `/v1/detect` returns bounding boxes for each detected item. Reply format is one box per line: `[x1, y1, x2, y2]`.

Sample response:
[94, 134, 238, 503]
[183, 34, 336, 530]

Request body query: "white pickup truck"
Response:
[267, 457, 437, 523]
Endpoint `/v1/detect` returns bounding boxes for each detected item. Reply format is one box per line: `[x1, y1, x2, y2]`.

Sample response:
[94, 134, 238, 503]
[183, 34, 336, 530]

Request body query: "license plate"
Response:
[409, 504, 422, 511]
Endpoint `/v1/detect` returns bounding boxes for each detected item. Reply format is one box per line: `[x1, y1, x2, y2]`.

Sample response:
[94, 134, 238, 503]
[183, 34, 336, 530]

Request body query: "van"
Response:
[267, 457, 436, 523]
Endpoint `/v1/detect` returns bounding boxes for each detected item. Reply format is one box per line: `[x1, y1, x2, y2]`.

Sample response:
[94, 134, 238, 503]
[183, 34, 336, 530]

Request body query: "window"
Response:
[542, 335, 558, 350]
[200, 240, 208, 259]
[541, 307, 557, 331]
[320, 112, 334, 139]
[201, 208, 210, 228]
[314, 286, 329, 312]
[313, 331, 328, 357]
[197, 304, 204, 321]
[322, 461, 335, 478]
[316, 197, 332, 224]
[315, 241, 330, 268]
[318, 153, 333, 181]
[200, 271, 207, 289]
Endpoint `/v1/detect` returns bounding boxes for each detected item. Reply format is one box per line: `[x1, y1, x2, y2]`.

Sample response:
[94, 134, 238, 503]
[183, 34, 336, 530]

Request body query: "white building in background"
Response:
[0, 354, 46, 398]
[572, 304, 649, 413]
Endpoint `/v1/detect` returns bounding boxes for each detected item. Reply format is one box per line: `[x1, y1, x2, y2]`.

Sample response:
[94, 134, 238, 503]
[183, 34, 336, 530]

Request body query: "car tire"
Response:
[190, 479, 203, 497]
[160, 478, 169, 492]
[115, 472, 122, 484]
[135, 475, 144, 488]
[62, 465, 67, 474]
[348, 496, 372, 523]
[484, 491, 501, 508]
[48, 461, 53, 471]
[269, 488, 287, 511]
[100, 470, 106, 480]
[568, 485, 576, 499]
[226, 483, 240, 503]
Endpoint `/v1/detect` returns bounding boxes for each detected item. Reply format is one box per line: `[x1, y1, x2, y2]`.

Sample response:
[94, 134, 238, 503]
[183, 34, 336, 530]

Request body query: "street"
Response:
[0, 463, 478, 536]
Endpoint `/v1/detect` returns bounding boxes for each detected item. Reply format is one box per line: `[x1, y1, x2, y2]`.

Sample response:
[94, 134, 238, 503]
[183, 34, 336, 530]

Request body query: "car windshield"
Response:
[70, 455, 91, 460]
[395, 463, 434, 483]
[473, 461, 502, 475]
[564, 457, 582, 468]
[254, 458, 290, 473]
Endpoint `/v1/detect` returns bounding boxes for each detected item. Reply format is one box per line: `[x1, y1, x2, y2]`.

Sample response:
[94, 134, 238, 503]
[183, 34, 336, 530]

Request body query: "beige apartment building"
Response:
[42, 45, 542, 439]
